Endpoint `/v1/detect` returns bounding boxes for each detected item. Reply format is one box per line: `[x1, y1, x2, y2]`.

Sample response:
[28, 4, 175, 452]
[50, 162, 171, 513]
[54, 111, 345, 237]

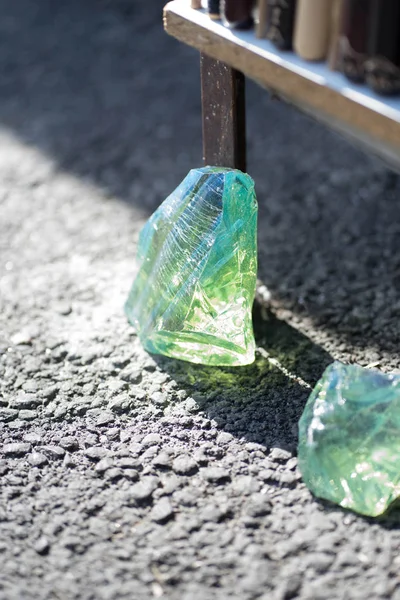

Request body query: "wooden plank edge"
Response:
[163, 2, 400, 153]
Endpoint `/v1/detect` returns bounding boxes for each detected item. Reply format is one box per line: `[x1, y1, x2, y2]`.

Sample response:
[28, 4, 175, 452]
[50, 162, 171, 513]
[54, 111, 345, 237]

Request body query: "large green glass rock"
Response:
[125, 167, 257, 366]
[298, 361, 400, 516]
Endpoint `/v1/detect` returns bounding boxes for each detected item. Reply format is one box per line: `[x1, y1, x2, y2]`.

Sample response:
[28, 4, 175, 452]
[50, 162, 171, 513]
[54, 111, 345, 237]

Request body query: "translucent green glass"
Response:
[125, 167, 257, 366]
[298, 361, 400, 516]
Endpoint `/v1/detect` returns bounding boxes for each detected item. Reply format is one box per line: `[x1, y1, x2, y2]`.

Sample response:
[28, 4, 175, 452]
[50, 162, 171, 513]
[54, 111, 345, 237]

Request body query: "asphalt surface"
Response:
[1, 1, 400, 599]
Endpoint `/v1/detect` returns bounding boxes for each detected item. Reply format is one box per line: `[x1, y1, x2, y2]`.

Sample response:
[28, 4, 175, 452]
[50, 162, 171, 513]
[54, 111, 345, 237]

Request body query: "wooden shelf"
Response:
[164, 0, 400, 171]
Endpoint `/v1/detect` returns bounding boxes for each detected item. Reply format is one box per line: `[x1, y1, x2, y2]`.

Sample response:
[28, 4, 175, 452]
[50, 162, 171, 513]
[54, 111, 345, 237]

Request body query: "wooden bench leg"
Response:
[200, 53, 247, 172]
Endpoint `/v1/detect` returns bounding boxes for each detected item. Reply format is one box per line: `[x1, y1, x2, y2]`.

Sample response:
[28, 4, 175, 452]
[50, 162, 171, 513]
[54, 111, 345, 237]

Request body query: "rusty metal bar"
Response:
[200, 53, 246, 171]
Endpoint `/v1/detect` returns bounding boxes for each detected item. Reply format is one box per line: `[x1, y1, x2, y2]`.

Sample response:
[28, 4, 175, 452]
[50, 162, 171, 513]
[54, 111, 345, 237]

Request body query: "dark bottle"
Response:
[338, 0, 370, 82]
[208, 0, 220, 20]
[365, 0, 400, 95]
[222, 0, 255, 30]
[266, 0, 297, 51]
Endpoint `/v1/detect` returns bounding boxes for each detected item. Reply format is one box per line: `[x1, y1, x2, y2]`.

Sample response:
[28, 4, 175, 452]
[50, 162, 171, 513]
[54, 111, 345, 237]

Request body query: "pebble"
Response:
[108, 394, 132, 413]
[201, 467, 231, 483]
[128, 478, 159, 503]
[200, 504, 228, 523]
[120, 468, 139, 481]
[95, 457, 114, 473]
[150, 392, 167, 406]
[28, 452, 48, 467]
[245, 494, 273, 517]
[59, 437, 79, 451]
[95, 413, 114, 427]
[23, 432, 42, 444]
[18, 409, 37, 421]
[150, 498, 174, 523]
[153, 452, 171, 469]
[106, 467, 124, 481]
[115, 457, 140, 470]
[105, 427, 120, 440]
[216, 432, 234, 445]
[9, 394, 40, 410]
[21, 381, 40, 394]
[39, 446, 65, 460]
[34, 537, 50, 555]
[172, 456, 198, 476]
[0, 409, 18, 422]
[141, 433, 162, 447]
[120, 367, 142, 383]
[3, 443, 31, 456]
[269, 448, 292, 463]
[84, 447, 107, 461]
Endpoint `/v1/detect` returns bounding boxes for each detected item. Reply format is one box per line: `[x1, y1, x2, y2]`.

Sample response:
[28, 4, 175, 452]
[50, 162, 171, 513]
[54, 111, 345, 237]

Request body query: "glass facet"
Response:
[298, 361, 400, 516]
[125, 167, 258, 366]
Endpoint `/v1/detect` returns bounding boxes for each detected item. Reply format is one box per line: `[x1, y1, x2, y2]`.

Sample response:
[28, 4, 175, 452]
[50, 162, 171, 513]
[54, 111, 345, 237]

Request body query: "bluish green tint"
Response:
[298, 361, 400, 516]
[125, 167, 258, 366]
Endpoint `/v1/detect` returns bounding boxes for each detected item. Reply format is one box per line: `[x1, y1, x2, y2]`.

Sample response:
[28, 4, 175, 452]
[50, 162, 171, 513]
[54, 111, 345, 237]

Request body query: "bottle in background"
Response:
[222, 0, 255, 30]
[337, 0, 370, 82]
[293, 0, 333, 61]
[365, 0, 400, 95]
[208, 0, 221, 20]
[327, 0, 344, 70]
[266, 0, 297, 51]
[256, 0, 268, 38]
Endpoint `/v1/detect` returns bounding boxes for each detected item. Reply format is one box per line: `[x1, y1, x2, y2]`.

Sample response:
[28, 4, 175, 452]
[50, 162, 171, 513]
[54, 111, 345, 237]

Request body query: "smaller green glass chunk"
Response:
[298, 361, 400, 516]
[124, 167, 258, 366]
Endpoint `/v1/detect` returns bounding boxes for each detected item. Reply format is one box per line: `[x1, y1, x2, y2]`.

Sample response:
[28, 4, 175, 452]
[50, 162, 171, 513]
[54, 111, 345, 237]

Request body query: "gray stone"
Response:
[172, 456, 198, 476]
[18, 409, 37, 420]
[23, 432, 42, 444]
[95, 412, 115, 426]
[28, 452, 48, 467]
[34, 537, 50, 555]
[108, 394, 132, 413]
[216, 432, 234, 445]
[128, 477, 159, 503]
[84, 447, 107, 461]
[0, 409, 18, 422]
[115, 457, 140, 470]
[59, 437, 79, 451]
[150, 498, 174, 523]
[141, 433, 162, 447]
[120, 468, 139, 481]
[3, 443, 31, 456]
[95, 457, 114, 473]
[120, 367, 142, 383]
[106, 467, 124, 481]
[245, 494, 273, 517]
[201, 467, 231, 484]
[150, 392, 167, 406]
[269, 448, 292, 463]
[153, 452, 171, 469]
[9, 394, 40, 410]
[39, 446, 65, 460]
[200, 504, 230, 523]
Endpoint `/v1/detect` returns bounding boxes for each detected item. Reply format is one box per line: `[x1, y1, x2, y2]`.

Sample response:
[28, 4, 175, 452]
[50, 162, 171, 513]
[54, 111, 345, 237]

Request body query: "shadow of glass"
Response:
[152, 300, 332, 451]
[314, 497, 400, 530]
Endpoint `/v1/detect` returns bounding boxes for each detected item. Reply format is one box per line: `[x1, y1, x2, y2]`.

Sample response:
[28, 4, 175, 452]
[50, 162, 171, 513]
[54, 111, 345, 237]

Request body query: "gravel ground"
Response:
[1, 1, 400, 599]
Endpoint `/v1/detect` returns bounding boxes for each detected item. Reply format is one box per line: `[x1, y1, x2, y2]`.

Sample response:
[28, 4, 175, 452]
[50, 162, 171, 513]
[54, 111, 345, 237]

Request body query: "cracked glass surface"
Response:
[298, 361, 400, 516]
[125, 167, 258, 366]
